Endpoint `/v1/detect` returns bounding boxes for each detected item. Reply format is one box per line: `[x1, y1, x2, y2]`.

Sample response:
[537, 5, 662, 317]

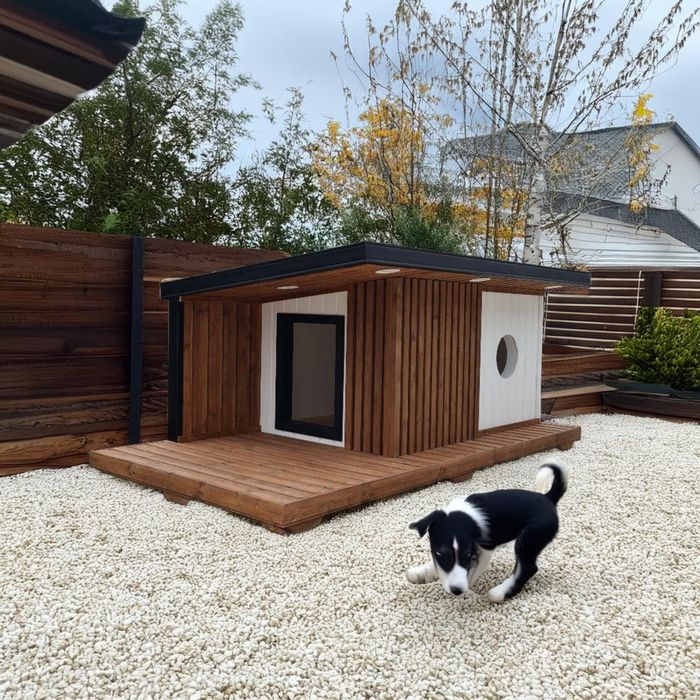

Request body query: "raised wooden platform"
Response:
[89, 422, 580, 533]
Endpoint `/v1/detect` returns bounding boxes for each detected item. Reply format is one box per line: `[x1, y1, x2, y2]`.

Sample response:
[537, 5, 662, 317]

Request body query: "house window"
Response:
[275, 313, 345, 441]
[496, 335, 518, 378]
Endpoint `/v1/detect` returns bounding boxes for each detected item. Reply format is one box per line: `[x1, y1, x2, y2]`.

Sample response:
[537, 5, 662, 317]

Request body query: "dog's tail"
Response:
[534, 461, 568, 506]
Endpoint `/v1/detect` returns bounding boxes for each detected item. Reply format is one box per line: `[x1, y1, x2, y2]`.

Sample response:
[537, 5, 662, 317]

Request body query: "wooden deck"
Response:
[89, 422, 580, 533]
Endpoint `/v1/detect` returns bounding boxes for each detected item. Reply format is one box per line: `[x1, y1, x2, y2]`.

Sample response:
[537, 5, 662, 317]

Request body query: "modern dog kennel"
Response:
[90, 243, 589, 532]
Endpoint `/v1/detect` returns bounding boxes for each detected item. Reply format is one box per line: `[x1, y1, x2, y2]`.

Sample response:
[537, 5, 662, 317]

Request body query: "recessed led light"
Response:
[545, 285, 562, 290]
[469, 277, 491, 283]
[277, 285, 299, 290]
[375, 268, 401, 275]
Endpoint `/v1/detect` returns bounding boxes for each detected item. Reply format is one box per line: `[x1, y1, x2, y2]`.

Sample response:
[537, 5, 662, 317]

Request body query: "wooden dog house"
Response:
[90, 243, 589, 532]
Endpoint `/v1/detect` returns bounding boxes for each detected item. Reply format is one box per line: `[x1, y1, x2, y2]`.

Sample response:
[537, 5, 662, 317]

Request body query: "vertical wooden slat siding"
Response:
[430, 282, 440, 450]
[191, 301, 209, 436]
[456, 284, 466, 442]
[362, 282, 375, 453]
[466, 285, 476, 440]
[462, 284, 479, 439]
[180, 298, 261, 441]
[382, 279, 403, 457]
[449, 284, 458, 444]
[250, 304, 262, 432]
[208, 302, 224, 435]
[344, 285, 357, 448]
[181, 302, 194, 439]
[408, 279, 418, 454]
[438, 281, 447, 446]
[346, 278, 481, 457]
[415, 280, 426, 453]
[422, 281, 433, 452]
[236, 302, 252, 433]
[222, 303, 237, 435]
[352, 284, 365, 451]
[469, 286, 483, 439]
[372, 279, 385, 455]
[400, 280, 411, 456]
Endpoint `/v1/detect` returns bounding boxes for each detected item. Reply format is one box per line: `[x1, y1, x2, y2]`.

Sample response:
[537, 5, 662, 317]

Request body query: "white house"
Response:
[446, 121, 700, 269]
[540, 123, 700, 269]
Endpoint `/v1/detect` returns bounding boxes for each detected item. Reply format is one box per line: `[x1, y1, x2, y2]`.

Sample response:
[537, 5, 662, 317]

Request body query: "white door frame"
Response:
[259, 292, 347, 446]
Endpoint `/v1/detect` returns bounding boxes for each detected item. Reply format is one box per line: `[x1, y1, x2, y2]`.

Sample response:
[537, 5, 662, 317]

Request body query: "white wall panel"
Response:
[539, 213, 700, 268]
[479, 292, 543, 431]
[260, 292, 347, 446]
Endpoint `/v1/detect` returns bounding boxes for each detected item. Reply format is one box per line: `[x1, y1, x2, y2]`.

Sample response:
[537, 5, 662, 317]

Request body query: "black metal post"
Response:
[643, 271, 663, 308]
[167, 297, 184, 441]
[128, 235, 144, 444]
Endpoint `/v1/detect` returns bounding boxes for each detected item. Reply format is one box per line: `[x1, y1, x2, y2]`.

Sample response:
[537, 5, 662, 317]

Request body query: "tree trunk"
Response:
[523, 167, 544, 264]
[523, 126, 549, 265]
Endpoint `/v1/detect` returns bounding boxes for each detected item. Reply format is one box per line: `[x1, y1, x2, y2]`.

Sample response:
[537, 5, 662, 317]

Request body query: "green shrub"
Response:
[336, 203, 466, 254]
[615, 307, 700, 390]
[393, 205, 463, 254]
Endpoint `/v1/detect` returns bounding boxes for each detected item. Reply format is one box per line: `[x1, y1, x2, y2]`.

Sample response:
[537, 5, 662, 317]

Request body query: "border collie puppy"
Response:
[405, 462, 568, 602]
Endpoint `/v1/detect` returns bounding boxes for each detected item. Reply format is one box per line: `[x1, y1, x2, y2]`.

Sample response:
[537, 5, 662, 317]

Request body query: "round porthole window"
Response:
[496, 335, 518, 378]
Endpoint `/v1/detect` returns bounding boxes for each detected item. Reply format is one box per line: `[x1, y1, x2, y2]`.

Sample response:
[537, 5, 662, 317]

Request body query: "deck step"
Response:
[542, 350, 626, 378]
[542, 383, 615, 416]
[542, 383, 616, 399]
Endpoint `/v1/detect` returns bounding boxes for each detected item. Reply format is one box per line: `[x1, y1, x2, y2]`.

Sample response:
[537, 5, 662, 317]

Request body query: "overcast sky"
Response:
[120, 1, 700, 164]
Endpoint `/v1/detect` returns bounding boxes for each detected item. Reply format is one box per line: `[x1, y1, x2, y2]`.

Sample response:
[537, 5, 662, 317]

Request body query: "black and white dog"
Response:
[406, 462, 568, 602]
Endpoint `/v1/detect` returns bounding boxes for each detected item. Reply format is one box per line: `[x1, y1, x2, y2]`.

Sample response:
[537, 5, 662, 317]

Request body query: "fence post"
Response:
[128, 235, 144, 444]
[643, 271, 663, 308]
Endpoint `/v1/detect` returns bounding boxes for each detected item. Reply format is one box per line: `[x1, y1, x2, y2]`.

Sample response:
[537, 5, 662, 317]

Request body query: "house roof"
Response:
[445, 121, 699, 203]
[160, 242, 590, 303]
[0, 0, 145, 148]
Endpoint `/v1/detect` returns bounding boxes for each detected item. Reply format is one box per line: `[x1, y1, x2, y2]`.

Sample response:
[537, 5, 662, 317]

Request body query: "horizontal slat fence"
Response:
[544, 268, 700, 350]
[0, 224, 284, 473]
[660, 270, 700, 313]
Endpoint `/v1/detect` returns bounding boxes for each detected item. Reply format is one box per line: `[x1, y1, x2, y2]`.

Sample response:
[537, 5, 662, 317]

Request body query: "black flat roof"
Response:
[160, 242, 590, 300]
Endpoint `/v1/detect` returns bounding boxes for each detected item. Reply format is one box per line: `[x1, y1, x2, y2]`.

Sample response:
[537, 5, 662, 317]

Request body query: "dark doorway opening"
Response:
[275, 313, 345, 441]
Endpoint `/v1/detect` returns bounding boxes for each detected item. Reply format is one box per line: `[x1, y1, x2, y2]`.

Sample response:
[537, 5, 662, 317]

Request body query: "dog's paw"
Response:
[487, 585, 508, 603]
[405, 564, 435, 584]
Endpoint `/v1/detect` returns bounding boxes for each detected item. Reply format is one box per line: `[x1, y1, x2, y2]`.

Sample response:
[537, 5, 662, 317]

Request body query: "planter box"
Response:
[603, 391, 700, 420]
[605, 379, 700, 400]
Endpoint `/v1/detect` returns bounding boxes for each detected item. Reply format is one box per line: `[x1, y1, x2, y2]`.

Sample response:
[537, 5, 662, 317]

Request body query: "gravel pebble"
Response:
[1, 413, 699, 699]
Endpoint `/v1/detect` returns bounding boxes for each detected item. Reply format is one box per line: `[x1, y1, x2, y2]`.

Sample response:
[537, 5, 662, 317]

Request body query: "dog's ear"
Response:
[409, 510, 442, 538]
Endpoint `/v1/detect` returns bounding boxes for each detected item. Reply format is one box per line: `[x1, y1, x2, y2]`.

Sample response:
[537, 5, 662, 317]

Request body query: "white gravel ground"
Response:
[1, 413, 699, 699]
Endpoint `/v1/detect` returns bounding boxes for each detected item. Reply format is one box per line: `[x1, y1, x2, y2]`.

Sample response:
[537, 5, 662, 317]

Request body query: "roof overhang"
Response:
[161, 242, 590, 303]
[0, 0, 145, 148]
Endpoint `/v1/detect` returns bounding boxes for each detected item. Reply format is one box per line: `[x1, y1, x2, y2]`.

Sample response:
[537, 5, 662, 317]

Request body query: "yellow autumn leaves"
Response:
[311, 99, 427, 218]
[626, 93, 660, 213]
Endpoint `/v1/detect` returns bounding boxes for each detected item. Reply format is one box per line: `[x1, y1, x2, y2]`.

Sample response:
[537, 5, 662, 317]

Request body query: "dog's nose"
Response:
[449, 586, 464, 596]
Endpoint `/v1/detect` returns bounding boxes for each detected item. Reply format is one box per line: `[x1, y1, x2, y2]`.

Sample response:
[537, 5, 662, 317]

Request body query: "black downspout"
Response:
[128, 235, 145, 444]
[167, 297, 184, 441]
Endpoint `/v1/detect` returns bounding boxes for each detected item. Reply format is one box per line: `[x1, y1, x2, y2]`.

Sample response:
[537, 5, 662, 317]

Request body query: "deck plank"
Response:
[90, 423, 581, 532]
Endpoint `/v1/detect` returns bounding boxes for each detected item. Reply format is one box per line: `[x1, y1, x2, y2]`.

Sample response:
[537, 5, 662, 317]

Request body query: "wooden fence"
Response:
[544, 268, 700, 350]
[0, 224, 285, 474]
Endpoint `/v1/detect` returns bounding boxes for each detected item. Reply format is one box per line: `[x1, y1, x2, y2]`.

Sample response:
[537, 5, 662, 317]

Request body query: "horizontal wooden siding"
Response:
[0, 224, 283, 472]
